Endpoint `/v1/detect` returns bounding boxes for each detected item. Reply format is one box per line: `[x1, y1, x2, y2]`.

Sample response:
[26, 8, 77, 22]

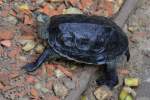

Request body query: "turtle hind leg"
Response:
[96, 60, 118, 89]
[23, 47, 60, 72]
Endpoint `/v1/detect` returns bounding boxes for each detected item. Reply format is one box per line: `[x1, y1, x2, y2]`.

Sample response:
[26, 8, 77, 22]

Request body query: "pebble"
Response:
[54, 69, 65, 78]
[53, 82, 68, 97]
[63, 7, 83, 14]
[35, 44, 45, 54]
[22, 40, 36, 51]
[94, 86, 112, 100]
[35, 83, 42, 90]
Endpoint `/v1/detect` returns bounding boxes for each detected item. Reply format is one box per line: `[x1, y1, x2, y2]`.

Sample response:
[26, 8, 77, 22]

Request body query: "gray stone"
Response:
[53, 82, 68, 98]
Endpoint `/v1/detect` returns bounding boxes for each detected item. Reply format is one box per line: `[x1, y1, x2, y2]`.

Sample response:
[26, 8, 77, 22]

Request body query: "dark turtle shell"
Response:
[48, 14, 129, 65]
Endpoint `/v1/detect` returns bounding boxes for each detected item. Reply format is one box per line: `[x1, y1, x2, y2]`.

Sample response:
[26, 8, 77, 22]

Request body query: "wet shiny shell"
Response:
[48, 14, 129, 65]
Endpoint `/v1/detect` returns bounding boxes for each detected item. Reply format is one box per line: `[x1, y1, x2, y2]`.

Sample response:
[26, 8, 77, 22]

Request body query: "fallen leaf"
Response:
[38, 4, 50, 16]
[18, 4, 32, 14]
[0, 29, 14, 40]
[81, 0, 93, 9]
[9, 10, 17, 17]
[104, 1, 113, 16]
[0, 82, 5, 90]
[117, 68, 129, 75]
[30, 88, 39, 98]
[8, 46, 21, 58]
[24, 15, 33, 25]
[38, 4, 61, 16]
[26, 75, 38, 84]
[45, 64, 55, 77]
[69, 0, 78, 6]
[0, 40, 12, 47]
[19, 34, 35, 40]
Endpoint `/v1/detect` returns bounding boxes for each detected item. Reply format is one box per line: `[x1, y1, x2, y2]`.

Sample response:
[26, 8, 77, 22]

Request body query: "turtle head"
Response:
[34, 12, 50, 39]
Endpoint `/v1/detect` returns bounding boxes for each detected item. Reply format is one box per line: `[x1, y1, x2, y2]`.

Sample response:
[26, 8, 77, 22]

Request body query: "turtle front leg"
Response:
[23, 47, 59, 72]
[96, 61, 118, 89]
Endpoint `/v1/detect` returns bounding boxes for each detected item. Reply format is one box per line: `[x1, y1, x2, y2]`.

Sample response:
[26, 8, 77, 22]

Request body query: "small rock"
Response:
[63, 78, 75, 89]
[35, 83, 42, 90]
[53, 82, 68, 97]
[35, 44, 45, 54]
[128, 26, 137, 33]
[4, 16, 18, 25]
[113, 0, 124, 14]
[22, 40, 36, 51]
[40, 87, 49, 93]
[36, 0, 44, 5]
[94, 86, 112, 100]
[63, 7, 83, 14]
[54, 69, 65, 78]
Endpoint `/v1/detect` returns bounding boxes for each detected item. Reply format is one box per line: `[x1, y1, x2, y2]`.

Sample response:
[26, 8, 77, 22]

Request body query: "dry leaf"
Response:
[0, 82, 5, 90]
[104, 1, 113, 16]
[0, 40, 12, 47]
[0, 29, 14, 40]
[30, 88, 39, 98]
[18, 4, 32, 14]
[24, 15, 33, 25]
[26, 75, 38, 84]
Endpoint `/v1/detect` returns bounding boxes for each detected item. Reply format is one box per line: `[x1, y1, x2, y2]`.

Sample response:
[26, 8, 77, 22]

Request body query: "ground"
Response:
[0, 0, 150, 100]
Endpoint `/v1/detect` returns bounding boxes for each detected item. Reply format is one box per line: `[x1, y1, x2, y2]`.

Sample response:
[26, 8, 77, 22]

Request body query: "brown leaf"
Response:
[19, 34, 35, 40]
[69, 0, 78, 6]
[8, 46, 21, 58]
[45, 64, 55, 77]
[38, 4, 61, 16]
[24, 15, 33, 25]
[26, 75, 38, 84]
[81, 0, 93, 9]
[30, 88, 39, 98]
[0, 28, 15, 40]
[0, 40, 12, 47]
[0, 82, 5, 90]
[117, 68, 129, 75]
[104, 1, 113, 16]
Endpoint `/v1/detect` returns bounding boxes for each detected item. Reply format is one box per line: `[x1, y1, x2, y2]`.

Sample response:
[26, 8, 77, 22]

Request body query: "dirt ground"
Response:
[0, 0, 150, 100]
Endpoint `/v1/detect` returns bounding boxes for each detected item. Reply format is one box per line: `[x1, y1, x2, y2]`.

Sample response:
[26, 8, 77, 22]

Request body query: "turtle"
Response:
[23, 14, 130, 89]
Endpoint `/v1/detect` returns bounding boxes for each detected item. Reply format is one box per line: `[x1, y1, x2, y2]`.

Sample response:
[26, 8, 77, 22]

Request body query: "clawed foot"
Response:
[96, 78, 118, 89]
[22, 63, 37, 72]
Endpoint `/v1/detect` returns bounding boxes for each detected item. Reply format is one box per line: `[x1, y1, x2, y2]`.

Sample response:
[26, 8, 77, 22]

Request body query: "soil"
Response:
[0, 0, 150, 100]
